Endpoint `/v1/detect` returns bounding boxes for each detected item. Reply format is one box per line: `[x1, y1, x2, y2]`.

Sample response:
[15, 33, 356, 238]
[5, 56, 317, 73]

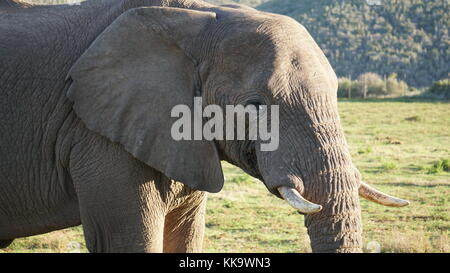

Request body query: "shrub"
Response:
[337, 72, 411, 98]
[357, 72, 386, 97]
[427, 159, 450, 174]
[385, 73, 409, 97]
[426, 79, 450, 99]
[337, 77, 361, 98]
[381, 162, 398, 171]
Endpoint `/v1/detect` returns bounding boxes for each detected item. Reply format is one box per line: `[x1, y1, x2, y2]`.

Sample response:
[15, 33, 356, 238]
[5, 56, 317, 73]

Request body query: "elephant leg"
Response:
[0, 239, 14, 248]
[163, 192, 207, 253]
[70, 137, 168, 253]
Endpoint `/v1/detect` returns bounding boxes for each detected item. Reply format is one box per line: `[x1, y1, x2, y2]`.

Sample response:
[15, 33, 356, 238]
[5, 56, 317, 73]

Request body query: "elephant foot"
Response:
[0, 239, 14, 248]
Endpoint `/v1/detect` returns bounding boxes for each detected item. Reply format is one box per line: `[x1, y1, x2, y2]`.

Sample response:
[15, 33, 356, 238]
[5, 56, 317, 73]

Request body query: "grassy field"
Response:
[1, 98, 449, 253]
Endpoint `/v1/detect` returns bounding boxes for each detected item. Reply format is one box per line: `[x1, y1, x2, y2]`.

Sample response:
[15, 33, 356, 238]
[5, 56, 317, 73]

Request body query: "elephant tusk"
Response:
[278, 186, 322, 214]
[359, 181, 410, 207]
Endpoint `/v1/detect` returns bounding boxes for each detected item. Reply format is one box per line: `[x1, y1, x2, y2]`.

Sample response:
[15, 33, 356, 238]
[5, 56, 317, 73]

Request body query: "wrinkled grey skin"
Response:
[0, 0, 362, 252]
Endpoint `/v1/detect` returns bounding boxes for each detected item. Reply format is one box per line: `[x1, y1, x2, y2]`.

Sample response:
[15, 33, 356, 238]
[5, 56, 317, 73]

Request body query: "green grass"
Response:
[427, 159, 450, 174]
[2, 98, 449, 253]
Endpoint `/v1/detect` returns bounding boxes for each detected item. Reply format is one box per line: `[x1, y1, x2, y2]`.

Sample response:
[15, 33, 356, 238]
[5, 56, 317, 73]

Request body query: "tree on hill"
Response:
[257, 0, 449, 88]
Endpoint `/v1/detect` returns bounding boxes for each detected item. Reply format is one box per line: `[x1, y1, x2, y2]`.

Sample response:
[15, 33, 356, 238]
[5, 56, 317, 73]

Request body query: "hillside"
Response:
[207, 0, 449, 88]
[258, 0, 449, 88]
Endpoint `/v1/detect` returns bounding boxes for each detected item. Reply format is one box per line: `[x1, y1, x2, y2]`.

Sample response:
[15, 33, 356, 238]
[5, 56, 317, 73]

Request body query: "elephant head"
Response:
[67, 5, 408, 252]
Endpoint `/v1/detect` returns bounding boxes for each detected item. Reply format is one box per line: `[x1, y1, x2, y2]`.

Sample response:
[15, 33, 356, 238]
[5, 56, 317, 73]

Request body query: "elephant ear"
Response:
[67, 7, 224, 192]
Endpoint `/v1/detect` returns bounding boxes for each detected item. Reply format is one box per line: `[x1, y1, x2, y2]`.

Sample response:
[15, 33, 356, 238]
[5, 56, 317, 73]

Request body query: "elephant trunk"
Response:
[276, 175, 363, 252]
[260, 120, 364, 252]
[297, 96, 363, 252]
[305, 206, 363, 253]
[300, 143, 363, 252]
[303, 170, 363, 252]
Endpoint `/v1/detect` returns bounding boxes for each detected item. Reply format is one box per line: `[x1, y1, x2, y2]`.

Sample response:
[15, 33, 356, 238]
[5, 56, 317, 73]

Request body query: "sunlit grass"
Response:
[2, 98, 449, 253]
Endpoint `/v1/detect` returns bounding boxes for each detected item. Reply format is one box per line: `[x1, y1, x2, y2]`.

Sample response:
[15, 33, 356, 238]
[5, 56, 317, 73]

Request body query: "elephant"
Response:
[0, 0, 409, 253]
